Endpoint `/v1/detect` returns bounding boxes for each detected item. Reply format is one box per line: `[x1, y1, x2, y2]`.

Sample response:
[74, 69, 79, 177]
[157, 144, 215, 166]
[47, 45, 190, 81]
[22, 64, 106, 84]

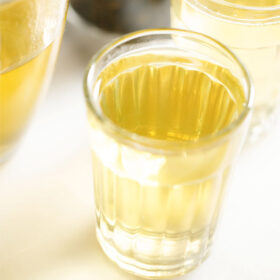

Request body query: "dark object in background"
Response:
[71, 0, 170, 34]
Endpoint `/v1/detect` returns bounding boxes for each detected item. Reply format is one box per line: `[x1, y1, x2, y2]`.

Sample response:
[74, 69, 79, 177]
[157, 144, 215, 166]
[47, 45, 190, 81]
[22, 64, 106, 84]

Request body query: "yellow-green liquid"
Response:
[171, 0, 280, 139]
[88, 51, 246, 277]
[0, 43, 59, 157]
[0, 0, 67, 161]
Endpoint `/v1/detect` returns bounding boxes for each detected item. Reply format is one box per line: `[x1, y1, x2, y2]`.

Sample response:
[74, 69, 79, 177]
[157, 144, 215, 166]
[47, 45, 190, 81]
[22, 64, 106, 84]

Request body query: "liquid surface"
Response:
[88, 51, 247, 277]
[97, 52, 245, 142]
[0, 0, 66, 72]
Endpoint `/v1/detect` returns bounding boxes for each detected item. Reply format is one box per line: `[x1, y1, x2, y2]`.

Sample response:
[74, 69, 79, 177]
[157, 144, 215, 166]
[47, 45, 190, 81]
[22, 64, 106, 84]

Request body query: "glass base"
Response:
[96, 217, 212, 279]
[247, 105, 279, 144]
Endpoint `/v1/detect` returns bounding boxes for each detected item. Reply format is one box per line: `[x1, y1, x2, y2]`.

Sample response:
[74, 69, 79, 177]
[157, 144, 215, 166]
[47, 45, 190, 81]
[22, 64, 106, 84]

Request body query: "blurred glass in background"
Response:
[0, 0, 69, 164]
[171, 0, 280, 143]
[69, 0, 170, 42]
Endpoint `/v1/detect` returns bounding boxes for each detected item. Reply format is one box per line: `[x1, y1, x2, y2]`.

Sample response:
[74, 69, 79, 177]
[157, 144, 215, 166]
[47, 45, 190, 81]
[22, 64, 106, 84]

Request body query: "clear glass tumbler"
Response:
[84, 29, 253, 278]
[0, 0, 69, 164]
[171, 0, 280, 142]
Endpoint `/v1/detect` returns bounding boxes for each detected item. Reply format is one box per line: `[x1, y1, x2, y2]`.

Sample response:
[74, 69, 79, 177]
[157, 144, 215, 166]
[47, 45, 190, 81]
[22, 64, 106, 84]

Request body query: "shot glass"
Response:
[84, 29, 253, 278]
[171, 0, 280, 142]
[0, 0, 69, 164]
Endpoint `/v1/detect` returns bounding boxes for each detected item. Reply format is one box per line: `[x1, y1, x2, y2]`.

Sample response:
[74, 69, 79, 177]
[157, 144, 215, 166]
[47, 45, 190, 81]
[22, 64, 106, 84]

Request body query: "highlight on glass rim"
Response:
[1, 1, 279, 280]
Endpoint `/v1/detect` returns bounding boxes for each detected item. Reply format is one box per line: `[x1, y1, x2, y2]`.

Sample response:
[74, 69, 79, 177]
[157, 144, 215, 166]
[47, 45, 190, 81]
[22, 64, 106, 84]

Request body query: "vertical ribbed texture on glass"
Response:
[86, 39, 250, 277]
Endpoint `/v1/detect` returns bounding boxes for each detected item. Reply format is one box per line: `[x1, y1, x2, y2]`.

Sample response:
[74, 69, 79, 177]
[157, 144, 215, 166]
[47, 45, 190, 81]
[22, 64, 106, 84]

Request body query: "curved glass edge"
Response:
[185, 0, 280, 24]
[84, 29, 254, 153]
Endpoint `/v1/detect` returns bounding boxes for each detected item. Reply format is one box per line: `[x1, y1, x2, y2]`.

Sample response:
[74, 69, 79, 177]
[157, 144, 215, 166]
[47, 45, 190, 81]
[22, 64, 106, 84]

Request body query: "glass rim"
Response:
[184, 0, 280, 24]
[185, 0, 280, 12]
[84, 28, 254, 152]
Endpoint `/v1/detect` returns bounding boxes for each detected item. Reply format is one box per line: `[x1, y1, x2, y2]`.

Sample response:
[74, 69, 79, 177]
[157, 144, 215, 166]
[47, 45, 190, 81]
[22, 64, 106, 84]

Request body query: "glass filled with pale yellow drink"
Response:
[84, 29, 253, 278]
[171, 0, 280, 142]
[0, 0, 69, 163]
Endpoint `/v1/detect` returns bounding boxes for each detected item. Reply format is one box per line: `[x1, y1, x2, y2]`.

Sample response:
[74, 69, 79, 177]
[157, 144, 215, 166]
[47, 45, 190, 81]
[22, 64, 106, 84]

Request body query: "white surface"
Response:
[0, 28, 280, 280]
